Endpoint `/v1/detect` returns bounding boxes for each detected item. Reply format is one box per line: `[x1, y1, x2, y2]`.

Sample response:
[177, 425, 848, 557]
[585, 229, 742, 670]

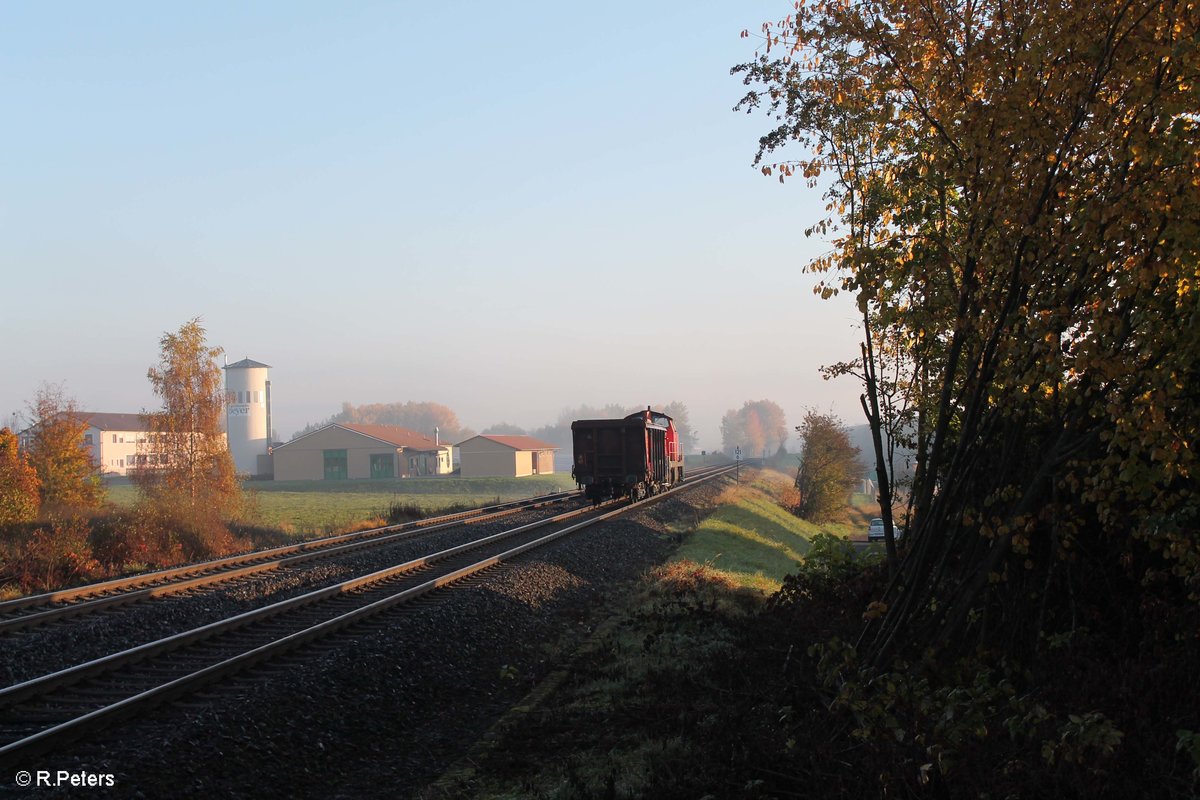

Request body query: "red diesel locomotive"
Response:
[570, 408, 684, 503]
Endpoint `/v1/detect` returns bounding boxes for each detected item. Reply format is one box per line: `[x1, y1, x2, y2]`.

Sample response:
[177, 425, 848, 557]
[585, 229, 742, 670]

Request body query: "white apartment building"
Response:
[19, 412, 226, 478]
[76, 412, 151, 476]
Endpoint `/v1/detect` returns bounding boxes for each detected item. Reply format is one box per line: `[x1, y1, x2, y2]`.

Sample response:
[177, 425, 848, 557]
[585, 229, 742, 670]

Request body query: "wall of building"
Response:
[273, 446, 324, 481]
[272, 426, 407, 481]
[458, 437, 519, 477]
[460, 449, 517, 477]
[87, 427, 144, 477]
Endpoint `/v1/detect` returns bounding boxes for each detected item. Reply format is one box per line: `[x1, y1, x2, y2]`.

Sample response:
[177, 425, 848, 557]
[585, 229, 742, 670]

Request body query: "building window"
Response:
[370, 453, 394, 479]
[113, 434, 118, 444]
[84, 434, 93, 445]
[323, 449, 348, 480]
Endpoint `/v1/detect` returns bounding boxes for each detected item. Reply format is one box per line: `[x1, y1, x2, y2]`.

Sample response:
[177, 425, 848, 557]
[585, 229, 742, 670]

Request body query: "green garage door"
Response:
[323, 449, 348, 480]
[370, 453, 395, 479]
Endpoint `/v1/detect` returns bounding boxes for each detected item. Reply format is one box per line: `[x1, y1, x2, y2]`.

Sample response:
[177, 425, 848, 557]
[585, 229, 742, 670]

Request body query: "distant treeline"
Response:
[293, 401, 699, 454]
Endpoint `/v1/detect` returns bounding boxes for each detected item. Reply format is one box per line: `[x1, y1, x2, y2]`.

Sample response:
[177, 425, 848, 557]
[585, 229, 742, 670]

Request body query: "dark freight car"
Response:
[570, 408, 684, 503]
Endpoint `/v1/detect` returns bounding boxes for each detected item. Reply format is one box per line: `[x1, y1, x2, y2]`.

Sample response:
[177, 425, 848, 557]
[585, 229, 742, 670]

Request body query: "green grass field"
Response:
[104, 474, 578, 535]
[670, 470, 878, 593]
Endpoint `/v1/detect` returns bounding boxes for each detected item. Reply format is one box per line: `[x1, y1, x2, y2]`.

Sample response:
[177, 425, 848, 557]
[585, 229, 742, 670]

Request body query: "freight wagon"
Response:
[570, 408, 684, 503]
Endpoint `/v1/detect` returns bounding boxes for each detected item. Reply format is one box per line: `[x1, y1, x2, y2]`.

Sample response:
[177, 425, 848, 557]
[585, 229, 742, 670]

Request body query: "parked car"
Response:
[867, 518, 904, 542]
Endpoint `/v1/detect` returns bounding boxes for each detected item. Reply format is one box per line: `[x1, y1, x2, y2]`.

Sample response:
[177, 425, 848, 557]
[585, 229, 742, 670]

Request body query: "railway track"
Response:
[0, 491, 580, 635]
[0, 465, 733, 768]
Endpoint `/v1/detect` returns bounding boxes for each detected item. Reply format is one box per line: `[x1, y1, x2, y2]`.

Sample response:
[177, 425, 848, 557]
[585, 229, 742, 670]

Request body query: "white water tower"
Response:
[224, 357, 272, 475]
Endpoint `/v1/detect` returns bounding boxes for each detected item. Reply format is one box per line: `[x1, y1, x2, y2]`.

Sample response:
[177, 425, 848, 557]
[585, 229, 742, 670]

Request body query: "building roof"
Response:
[275, 423, 447, 452]
[340, 423, 445, 450]
[78, 412, 151, 432]
[461, 434, 559, 451]
[224, 358, 272, 369]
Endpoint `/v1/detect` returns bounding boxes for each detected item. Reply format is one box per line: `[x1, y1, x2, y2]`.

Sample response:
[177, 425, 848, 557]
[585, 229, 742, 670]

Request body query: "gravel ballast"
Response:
[0, 502, 584, 686]
[3, 479, 728, 799]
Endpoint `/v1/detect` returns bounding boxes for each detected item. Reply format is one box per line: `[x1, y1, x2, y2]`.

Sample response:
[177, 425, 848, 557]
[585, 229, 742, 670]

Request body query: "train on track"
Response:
[570, 408, 684, 503]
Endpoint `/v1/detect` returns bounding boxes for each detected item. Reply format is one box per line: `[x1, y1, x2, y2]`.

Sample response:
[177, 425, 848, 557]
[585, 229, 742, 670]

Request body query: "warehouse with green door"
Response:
[270, 423, 452, 480]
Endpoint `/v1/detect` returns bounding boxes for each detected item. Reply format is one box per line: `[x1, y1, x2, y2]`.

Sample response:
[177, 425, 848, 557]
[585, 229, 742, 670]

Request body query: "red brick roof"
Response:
[470, 434, 559, 451]
[340, 424, 445, 450]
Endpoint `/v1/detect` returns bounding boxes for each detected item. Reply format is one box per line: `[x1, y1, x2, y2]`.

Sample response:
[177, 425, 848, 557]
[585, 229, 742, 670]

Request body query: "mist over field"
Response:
[0, 2, 864, 454]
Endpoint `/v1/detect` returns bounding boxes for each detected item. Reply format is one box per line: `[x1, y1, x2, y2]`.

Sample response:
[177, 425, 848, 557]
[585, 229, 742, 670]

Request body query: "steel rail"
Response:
[0, 491, 579, 634]
[0, 501, 600, 707]
[0, 466, 734, 766]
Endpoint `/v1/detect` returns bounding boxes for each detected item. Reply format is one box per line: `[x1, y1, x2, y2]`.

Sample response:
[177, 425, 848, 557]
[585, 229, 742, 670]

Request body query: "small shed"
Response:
[455, 435, 558, 478]
[272, 423, 451, 481]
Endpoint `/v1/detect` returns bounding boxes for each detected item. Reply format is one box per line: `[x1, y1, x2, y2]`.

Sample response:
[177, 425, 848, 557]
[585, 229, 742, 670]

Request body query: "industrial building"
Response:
[455, 434, 558, 478]
[271, 423, 452, 481]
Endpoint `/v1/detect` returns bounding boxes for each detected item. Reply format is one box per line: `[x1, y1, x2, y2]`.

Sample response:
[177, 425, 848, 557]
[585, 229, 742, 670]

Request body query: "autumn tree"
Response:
[481, 422, 528, 435]
[24, 383, 103, 514]
[137, 318, 242, 518]
[721, 400, 788, 457]
[295, 401, 474, 444]
[793, 410, 864, 522]
[0, 427, 40, 525]
[736, 0, 1200, 662]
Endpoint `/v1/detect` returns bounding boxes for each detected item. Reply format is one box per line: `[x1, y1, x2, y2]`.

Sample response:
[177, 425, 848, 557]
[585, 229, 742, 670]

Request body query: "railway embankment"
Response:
[424, 470, 1200, 799]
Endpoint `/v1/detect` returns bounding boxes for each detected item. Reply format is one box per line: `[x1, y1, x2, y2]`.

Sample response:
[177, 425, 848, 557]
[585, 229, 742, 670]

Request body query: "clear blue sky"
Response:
[1, 1, 863, 451]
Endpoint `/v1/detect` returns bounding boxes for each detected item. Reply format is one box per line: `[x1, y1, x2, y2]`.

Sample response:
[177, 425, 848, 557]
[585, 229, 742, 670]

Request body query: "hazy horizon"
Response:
[1, 2, 866, 453]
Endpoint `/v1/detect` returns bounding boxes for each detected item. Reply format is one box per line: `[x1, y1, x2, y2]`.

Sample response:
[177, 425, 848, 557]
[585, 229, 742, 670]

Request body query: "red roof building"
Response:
[271, 423, 451, 480]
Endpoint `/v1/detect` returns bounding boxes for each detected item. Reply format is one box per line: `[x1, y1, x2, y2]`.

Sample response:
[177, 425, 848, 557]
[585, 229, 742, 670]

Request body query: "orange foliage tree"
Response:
[24, 383, 103, 514]
[137, 318, 243, 522]
[736, 0, 1199, 660]
[720, 400, 788, 457]
[295, 401, 475, 443]
[0, 427, 40, 525]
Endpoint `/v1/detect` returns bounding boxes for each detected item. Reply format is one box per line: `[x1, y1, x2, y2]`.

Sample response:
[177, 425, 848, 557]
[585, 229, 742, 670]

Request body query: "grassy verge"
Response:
[423, 563, 769, 800]
[669, 469, 873, 593]
[104, 474, 577, 536]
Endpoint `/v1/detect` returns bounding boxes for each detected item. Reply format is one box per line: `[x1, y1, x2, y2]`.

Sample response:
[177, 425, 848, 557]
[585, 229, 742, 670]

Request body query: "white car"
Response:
[867, 518, 903, 542]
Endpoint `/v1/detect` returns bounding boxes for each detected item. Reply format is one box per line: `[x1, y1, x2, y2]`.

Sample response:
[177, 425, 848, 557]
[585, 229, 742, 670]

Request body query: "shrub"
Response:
[89, 511, 184, 571]
[6, 517, 100, 593]
[171, 513, 239, 561]
[383, 500, 474, 525]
